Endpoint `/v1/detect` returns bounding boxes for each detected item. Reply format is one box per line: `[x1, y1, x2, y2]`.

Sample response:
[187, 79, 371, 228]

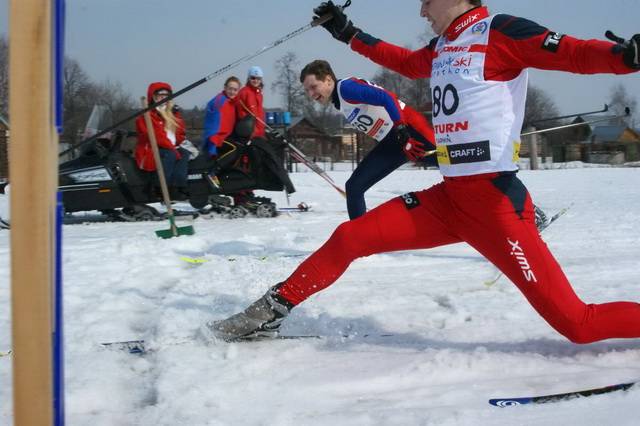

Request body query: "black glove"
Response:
[396, 125, 426, 162]
[313, 1, 359, 44]
[606, 31, 640, 69]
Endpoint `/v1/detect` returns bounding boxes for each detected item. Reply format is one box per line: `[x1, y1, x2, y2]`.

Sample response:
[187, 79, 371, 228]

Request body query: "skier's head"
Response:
[247, 66, 264, 89]
[146, 82, 180, 132]
[147, 81, 172, 104]
[223, 76, 241, 100]
[300, 60, 337, 106]
[420, 0, 482, 36]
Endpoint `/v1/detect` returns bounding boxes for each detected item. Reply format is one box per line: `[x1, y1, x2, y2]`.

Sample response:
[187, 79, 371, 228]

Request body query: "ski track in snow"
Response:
[1, 167, 640, 425]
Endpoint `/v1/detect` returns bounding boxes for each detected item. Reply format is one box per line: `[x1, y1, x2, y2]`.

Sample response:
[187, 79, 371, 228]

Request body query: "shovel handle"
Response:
[140, 97, 177, 236]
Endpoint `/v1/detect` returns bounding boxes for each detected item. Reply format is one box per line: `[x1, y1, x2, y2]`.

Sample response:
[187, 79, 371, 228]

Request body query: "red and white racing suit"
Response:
[275, 6, 640, 343]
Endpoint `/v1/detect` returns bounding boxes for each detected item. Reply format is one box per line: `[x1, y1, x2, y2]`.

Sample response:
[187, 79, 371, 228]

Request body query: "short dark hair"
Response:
[224, 76, 241, 87]
[300, 60, 338, 84]
[469, 0, 482, 6]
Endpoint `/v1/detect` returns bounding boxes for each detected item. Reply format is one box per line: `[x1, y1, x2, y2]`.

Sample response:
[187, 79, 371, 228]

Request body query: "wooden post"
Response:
[524, 126, 539, 170]
[10, 0, 56, 424]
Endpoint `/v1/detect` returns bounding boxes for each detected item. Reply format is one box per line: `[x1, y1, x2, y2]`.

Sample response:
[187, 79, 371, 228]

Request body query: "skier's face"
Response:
[224, 82, 240, 99]
[153, 90, 170, 103]
[248, 76, 263, 88]
[303, 74, 335, 105]
[421, 0, 472, 35]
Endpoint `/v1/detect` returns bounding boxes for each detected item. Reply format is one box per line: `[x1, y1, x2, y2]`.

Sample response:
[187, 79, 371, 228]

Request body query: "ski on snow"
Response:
[179, 253, 307, 265]
[101, 334, 396, 354]
[489, 381, 636, 407]
[484, 204, 573, 287]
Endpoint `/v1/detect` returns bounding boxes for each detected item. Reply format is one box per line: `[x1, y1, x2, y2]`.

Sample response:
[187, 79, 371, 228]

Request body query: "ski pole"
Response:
[59, 1, 353, 159]
[530, 104, 609, 125]
[521, 108, 631, 137]
[237, 99, 347, 198]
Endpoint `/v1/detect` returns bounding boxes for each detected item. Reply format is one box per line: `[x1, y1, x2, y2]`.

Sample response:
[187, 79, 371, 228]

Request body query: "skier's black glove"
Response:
[396, 124, 426, 162]
[606, 31, 640, 69]
[313, 1, 359, 44]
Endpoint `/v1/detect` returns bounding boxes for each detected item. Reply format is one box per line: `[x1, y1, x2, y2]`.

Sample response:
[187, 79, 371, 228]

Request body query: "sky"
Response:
[1, 0, 640, 119]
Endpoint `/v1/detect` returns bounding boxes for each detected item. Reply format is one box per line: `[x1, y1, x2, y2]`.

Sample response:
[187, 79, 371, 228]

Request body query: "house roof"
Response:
[591, 125, 626, 141]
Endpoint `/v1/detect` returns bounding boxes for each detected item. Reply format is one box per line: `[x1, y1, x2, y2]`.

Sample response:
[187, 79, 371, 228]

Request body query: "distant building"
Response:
[586, 125, 640, 164]
[287, 117, 379, 164]
[542, 115, 640, 164]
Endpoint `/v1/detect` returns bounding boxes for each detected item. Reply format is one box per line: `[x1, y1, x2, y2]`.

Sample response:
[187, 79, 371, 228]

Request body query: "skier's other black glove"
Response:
[606, 31, 640, 69]
[313, 1, 359, 44]
[396, 124, 426, 162]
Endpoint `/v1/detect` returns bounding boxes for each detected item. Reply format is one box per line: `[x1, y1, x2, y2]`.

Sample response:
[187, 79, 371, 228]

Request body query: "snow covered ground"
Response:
[1, 167, 640, 425]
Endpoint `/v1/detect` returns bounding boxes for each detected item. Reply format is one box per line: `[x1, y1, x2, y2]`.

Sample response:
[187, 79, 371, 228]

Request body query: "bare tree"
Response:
[87, 79, 135, 127]
[63, 58, 96, 146]
[271, 51, 306, 116]
[62, 58, 136, 149]
[0, 36, 8, 119]
[608, 83, 637, 127]
[370, 67, 431, 112]
[523, 84, 560, 129]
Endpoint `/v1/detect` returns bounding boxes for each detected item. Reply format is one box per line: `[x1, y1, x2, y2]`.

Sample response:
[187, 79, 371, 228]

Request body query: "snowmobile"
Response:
[58, 117, 295, 221]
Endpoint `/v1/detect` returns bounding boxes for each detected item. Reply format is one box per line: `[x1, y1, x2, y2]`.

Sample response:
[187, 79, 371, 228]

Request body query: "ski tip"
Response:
[180, 256, 209, 265]
[0, 350, 12, 358]
[101, 340, 146, 355]
[489, 397, 532, 407]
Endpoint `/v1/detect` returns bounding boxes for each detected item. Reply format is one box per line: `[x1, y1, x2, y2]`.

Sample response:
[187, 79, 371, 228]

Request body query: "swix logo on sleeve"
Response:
[400, 192, 420, 210]
[542, 32, 564, 53]
[507, 238, 538, 283]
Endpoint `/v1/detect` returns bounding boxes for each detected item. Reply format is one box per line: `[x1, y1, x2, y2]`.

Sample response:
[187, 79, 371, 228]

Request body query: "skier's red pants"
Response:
[278, 172, 640, 344]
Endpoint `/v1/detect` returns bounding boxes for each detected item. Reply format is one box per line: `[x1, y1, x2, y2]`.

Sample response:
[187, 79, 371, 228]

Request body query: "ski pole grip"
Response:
[605, 30, 629, 46]
[311, 0, 352, 27]
[311, 12, 335, 27]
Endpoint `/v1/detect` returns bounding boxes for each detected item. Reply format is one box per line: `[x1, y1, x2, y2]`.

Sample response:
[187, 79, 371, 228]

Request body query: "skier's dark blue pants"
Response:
[346, 126, 436, 219]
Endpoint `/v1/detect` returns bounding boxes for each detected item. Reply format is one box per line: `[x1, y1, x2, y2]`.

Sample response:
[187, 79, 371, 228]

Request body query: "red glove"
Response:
[396, 125, 426, 161]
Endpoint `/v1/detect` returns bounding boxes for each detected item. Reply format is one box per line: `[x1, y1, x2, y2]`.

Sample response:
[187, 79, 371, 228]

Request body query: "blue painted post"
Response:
[53, 1, 66, 424]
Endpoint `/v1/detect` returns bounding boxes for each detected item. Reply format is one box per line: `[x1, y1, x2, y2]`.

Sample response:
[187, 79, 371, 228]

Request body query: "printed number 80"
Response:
[432, 84, 459, 118]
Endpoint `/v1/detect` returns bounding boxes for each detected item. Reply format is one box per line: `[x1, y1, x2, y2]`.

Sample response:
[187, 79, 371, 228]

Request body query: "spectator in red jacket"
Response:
[135, 82, 190, 199]
[236, 66, 266, 139]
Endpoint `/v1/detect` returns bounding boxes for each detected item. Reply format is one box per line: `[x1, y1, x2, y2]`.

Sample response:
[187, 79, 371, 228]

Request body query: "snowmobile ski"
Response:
[489, 380, 636, 407]
[277, 202, 310, 213]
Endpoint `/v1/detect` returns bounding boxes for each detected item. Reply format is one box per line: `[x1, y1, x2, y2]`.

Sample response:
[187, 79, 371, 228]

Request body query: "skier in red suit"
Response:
[206, 0, 640, 343]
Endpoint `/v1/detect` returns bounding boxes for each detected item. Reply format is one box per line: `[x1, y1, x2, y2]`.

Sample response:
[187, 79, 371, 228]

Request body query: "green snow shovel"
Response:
[141, 97, 195, 239]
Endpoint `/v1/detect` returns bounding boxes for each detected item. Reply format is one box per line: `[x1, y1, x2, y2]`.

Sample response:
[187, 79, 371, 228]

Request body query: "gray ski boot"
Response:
[203, 284, 294, 341]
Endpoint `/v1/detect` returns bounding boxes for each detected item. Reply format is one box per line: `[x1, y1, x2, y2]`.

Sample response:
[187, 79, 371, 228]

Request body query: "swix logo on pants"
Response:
[507, 238, 537, 283]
